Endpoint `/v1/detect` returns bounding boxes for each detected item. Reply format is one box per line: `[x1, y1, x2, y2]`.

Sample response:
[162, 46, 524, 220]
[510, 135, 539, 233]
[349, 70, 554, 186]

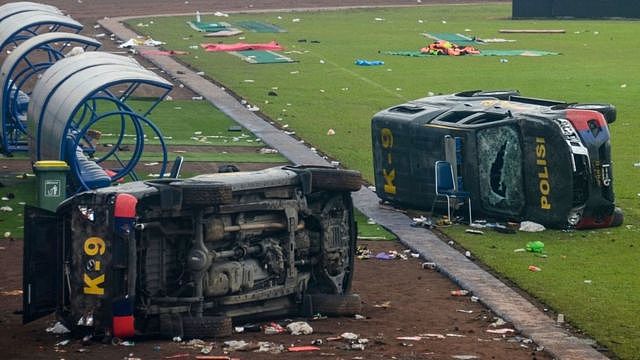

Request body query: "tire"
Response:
[301, 166, 363, 192]
[611, 207, 624, 227]
[568, 103, 617, 123]
[175, 181, 233, 206]
[310, 293, 362, 316]
[159, 313, 184, 338]
[182, 316, 232, 339]
[472, 90, 520, 100]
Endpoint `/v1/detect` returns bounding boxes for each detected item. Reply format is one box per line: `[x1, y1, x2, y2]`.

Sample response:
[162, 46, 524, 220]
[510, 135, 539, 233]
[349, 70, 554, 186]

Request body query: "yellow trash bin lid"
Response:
[33, 160, 69, 171]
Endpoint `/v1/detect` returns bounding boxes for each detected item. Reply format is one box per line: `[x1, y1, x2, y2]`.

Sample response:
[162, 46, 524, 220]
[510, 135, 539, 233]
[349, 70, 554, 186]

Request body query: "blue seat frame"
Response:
[435, 160, 472, 224]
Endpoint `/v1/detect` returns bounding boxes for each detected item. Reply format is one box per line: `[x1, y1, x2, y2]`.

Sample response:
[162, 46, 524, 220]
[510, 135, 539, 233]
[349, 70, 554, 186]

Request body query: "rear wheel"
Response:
[182, 316, 232, 339]
[310, 293, 362, 316]
[303, 166, 362, 192]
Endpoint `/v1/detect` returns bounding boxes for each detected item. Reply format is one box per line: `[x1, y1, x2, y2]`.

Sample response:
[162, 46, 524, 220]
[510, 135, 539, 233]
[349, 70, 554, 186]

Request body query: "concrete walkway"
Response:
[100, 17, 607, 360]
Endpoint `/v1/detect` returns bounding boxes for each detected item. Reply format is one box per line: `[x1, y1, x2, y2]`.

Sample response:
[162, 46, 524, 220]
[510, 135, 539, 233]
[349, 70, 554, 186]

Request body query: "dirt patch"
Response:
[0, 238, 549, 359]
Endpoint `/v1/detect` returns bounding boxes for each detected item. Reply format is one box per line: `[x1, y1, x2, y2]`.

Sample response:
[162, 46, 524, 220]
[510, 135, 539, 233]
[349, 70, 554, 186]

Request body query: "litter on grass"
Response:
[355, 59, 384, 66]
[520, 221, 546, 232]
[118, 37, 165, 48]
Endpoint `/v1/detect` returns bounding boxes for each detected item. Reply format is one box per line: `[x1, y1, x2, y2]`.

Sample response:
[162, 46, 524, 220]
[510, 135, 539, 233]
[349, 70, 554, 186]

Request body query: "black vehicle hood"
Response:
[519, 117, 573, 227]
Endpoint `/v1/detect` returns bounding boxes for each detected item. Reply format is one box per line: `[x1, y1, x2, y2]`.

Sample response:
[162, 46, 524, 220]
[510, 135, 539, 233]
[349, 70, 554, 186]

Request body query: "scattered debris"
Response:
[262, 322, 285, 335]
[526, 241, 545, 253]
[519, 221, 546, 232]
[457, 309, 474, 314]
[259, 148, 279, 154]
[422, 262, 437, 270]
[411, 215, 434, 228]
[486, 328, 515, 334]
[286, 321, 313, 335]
[451, 290, 469, 296]
[340, 332, 359, 341]
[46, 322, 71, 334]
[288, 346, 320, 352]
[223, 340, 249, 351]
[396, 336, 422, 341]
[557, 313, 565, 324]
[528, 265, 542, 272]
[490, 318, 506, 327]
[465, 229, 484, 235]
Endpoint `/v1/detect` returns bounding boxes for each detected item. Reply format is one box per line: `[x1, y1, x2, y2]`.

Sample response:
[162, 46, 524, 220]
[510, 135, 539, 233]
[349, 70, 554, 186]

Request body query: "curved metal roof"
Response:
[0, 2, 62, 22]
[36, 63, 171, 159]
[0, 32, 101, 131]
[0, 11, 82, 51]
[29, 52, 145, 158]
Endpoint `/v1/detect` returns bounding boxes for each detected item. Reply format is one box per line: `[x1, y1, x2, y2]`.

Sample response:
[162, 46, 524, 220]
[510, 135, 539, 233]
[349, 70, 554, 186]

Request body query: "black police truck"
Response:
[372, 90, 623, 229]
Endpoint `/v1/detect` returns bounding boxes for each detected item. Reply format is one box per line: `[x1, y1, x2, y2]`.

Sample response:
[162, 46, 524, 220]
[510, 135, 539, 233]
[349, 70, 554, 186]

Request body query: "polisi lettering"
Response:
[536, 137, 551, 210]
[380, 128, 396, 194]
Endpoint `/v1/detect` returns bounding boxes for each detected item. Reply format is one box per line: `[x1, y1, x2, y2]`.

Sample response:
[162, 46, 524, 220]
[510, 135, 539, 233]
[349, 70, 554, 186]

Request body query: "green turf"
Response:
[355, 209, 396, 241]
[126, 5, 638, 358]
[0, 175, 35, 239]
[133, 151, 286, 163]
[92, 99, 265, 146]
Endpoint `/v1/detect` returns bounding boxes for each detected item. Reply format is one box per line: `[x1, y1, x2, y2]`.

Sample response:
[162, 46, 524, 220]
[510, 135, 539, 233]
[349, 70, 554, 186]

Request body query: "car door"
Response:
[23, 205, 60, 323]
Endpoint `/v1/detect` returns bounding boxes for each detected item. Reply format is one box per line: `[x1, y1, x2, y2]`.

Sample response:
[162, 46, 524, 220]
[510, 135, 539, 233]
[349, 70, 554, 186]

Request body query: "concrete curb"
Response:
[99, 16, 608, 360]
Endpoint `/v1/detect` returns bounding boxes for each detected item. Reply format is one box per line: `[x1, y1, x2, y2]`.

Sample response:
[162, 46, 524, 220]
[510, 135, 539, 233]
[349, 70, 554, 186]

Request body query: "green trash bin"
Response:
[33, 160, 69, 212]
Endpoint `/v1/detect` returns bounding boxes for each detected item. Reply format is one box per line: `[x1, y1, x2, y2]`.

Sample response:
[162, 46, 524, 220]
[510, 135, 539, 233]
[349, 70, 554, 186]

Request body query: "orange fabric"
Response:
[420, 40, 479, 56]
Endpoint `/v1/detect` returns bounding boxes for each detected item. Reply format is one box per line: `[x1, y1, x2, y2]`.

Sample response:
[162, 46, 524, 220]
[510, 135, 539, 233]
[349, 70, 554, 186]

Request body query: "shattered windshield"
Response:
[476, 125, 524, 213]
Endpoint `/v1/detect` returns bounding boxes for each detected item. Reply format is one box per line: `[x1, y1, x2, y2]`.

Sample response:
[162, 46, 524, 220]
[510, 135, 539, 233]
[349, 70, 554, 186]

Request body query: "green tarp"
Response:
[187, 21, 230, 32]
[424, 33, 479, 46]
[230, 50, 295, 64]
[235, 21, 286, 33]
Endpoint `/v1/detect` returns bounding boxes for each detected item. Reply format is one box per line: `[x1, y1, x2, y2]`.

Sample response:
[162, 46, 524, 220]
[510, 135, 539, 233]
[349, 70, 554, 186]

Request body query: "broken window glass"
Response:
[476, 125, 524, 213]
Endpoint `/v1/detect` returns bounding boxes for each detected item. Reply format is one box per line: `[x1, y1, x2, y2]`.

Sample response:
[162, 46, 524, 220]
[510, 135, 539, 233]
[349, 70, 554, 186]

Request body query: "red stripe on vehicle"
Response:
[113, 315, 135, 338]
[114, 193, 137, 218]
[565, 109, 606, 131]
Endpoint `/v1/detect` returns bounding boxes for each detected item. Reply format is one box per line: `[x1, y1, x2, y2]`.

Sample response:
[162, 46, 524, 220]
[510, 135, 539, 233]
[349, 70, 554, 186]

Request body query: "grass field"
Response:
[128, 4, 640, 358]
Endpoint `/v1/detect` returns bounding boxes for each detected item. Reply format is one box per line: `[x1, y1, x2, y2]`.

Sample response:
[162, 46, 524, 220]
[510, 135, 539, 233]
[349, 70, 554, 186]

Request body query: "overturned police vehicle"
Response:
[23, 166, 363, 339]
[372, 90, 623, 229]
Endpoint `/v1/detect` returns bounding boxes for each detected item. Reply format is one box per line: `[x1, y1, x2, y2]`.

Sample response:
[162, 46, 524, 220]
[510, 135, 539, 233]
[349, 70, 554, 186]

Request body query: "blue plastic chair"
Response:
[435, 160, 472, 224]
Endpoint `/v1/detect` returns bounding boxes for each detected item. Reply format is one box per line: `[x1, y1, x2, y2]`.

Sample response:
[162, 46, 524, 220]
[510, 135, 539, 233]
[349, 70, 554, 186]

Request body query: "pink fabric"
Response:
[200, 40, 283, 52]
